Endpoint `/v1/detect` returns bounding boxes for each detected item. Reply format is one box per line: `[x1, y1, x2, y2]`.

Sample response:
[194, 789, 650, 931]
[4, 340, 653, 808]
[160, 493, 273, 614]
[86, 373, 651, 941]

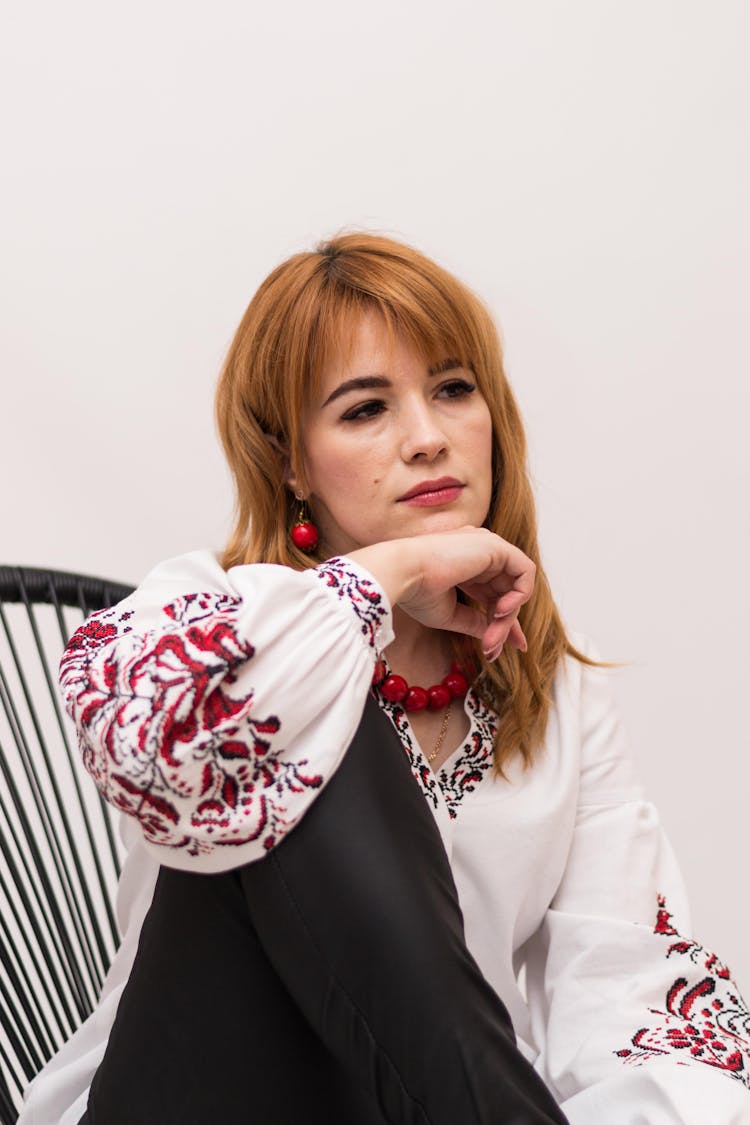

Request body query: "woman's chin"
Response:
[319, 508, 485, 555]
[405, 509, 481, 536]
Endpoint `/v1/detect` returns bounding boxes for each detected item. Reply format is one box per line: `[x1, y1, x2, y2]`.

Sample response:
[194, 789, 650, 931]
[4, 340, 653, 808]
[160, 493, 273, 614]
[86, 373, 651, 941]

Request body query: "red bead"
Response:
[427, 684, 451, 710]
[291, 521, 319, 551]
[403, 686, 429, 712]
[443, 671, 469, 699]
[380, 674, 408, 703]
[372, 660, 387, 686]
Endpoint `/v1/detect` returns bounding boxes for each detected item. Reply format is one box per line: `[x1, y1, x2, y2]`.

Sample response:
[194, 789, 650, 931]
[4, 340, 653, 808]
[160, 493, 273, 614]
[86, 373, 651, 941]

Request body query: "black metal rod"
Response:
[0, 963, 46, 1073]
[0, 976, 39, 1082]
[0, 1036, 23, 1122]
[1, 597, 108, 989]
[22, 592, 117, 965]
[0, 904, 59, 1057]
[45, 578, 120, 948]
[0, 636, 104, 1001]
[0, 830, 72, 1043]
[73, 577, 124, 888]
[0, 758, 90, 1025]
[0, 564, 134, 1117]
[0, 567, 133, 612]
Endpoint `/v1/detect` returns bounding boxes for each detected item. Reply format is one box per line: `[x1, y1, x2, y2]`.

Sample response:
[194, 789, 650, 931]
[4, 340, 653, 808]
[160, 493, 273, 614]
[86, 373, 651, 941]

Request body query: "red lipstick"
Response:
[398, 477, 464, 506]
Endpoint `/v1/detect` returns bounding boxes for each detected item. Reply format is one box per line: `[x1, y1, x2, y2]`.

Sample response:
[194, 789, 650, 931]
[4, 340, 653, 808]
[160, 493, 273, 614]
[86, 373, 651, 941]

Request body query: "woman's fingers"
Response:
[440, 600, 496, 643]
[479, 611, 527, 659]
[492, 588, 529, 618]
[465, 532, 536, 605]
[454, 542, 535, 615]
[426, 594, 529, 664]
[346, 528, 536, 645]
[412, 530, 535, 640]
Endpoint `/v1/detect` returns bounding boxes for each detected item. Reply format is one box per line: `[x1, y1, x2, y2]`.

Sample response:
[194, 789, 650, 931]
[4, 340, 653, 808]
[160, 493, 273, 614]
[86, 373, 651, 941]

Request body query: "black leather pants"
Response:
[80, 697, 568, 1124]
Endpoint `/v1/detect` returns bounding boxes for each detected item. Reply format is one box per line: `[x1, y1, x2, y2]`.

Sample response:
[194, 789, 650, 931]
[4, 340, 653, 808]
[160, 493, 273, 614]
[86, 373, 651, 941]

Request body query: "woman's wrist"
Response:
[344, 539, 420, 609]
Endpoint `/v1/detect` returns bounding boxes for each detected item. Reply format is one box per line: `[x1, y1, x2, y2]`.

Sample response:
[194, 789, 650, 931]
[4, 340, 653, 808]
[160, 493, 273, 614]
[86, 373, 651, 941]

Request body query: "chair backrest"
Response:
[0, 566, 134, 1125]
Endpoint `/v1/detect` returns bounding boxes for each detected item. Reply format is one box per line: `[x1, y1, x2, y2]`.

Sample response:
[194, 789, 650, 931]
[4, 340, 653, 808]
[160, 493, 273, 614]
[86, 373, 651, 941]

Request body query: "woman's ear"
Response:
[285, 464, 300, 495]
[284, 461, 302, 497]
[264, 432, 299, 494]
[282, 448, 307, 499]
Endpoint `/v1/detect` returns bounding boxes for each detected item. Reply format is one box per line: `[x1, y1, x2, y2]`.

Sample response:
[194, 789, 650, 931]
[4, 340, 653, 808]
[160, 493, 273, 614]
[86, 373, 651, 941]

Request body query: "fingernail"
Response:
[493, 608, 513, 619]
[483, 641, 504, 660]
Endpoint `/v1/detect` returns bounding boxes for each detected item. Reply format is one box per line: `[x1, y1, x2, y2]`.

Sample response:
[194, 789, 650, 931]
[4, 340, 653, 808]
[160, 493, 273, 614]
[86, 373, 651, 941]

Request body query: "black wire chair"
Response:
[0, 566, 134, 1124]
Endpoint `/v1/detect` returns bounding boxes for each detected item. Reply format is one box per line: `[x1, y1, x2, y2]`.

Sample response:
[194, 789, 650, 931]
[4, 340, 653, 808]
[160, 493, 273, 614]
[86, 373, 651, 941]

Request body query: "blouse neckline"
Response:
[373, 671, 498, 821]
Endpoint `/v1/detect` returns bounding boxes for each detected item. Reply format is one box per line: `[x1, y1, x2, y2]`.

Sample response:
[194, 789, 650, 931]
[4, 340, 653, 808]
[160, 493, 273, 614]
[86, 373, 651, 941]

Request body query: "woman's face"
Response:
[290, 312, 495, 557]
[292, 312, 499, 558]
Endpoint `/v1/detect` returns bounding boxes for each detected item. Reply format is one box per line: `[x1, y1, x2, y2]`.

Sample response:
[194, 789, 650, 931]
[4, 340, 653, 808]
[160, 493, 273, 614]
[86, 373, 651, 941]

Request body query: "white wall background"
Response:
[2, 0, 748, 989]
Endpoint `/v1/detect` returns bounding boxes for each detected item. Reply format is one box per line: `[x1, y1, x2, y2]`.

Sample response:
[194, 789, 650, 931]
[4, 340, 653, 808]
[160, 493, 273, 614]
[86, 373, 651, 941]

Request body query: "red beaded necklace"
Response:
[371, 660, 469, 713]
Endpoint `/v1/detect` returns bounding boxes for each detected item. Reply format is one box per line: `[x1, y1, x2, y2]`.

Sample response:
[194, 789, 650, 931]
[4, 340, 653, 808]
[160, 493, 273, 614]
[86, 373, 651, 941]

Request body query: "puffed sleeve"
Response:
[522, 643, 750, 1123]
[59, 549, 393, 874]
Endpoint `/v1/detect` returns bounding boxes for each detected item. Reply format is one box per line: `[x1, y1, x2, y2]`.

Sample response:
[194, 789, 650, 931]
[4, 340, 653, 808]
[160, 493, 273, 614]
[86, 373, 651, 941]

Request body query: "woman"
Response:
[20, 234, 750, 1123]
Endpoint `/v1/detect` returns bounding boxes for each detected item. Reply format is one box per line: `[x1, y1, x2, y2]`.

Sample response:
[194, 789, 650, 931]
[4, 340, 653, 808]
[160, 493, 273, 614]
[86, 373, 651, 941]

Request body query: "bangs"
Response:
[244, 234, 498, 479]
[302, 246, 481, 399]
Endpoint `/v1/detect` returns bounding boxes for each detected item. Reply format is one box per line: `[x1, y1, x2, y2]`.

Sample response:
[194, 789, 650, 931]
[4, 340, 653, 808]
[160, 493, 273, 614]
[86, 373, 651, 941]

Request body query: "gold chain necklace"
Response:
[426, 704, 452, 763]
[371, 660, 466, 767]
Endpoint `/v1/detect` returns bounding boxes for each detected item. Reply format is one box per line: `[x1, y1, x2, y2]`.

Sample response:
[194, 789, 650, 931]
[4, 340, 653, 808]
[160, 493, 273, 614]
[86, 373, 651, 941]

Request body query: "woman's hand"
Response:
[346, 527, 535, 659]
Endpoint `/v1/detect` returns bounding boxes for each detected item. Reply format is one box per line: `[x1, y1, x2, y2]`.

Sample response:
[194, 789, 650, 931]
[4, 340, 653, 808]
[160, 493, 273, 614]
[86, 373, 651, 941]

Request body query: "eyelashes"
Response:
[340, 380, 477, 423]
[341, 400, 387, 422]
[439, 379, 476, 399]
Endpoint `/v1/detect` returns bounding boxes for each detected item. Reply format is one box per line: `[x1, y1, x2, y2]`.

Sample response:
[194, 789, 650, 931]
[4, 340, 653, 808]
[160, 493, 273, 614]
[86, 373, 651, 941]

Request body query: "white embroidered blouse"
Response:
[18, 550, 750, 1124]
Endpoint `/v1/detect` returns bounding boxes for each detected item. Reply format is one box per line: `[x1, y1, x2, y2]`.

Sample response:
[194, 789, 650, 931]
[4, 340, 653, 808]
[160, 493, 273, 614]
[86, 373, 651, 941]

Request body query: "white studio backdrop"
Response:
[1, 0, 748, 988]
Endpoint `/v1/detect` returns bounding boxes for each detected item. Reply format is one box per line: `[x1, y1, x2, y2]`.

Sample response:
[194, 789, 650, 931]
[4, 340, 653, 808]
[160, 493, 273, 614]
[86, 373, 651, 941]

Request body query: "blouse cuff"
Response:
[313, 556, 394, 655]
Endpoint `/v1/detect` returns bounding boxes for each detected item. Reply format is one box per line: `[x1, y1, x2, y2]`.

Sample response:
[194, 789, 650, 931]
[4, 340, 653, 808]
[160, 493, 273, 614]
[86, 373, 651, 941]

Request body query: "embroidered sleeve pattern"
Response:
[614, 895, 750, 1088]
[60, 592, 321, 858]
[313, 557, 389, 650]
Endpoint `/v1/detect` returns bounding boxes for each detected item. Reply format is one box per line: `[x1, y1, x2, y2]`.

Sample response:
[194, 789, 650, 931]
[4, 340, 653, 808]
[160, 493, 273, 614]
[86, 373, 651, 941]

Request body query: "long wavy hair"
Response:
[215, 231, 599, 773]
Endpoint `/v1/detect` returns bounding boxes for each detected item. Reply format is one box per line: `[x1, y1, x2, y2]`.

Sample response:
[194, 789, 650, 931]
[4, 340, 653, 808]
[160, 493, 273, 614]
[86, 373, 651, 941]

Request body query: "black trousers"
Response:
[79, 697, 568, 1124]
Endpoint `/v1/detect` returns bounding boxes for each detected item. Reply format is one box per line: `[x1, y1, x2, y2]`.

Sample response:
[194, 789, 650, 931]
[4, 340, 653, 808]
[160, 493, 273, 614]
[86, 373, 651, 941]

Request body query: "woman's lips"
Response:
[398, 478, 465, 506]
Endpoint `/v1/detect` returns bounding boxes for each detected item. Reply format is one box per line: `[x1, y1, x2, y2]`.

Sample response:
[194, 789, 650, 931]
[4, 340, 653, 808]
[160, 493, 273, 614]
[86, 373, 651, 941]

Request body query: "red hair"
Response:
[215, 232, 599, 772]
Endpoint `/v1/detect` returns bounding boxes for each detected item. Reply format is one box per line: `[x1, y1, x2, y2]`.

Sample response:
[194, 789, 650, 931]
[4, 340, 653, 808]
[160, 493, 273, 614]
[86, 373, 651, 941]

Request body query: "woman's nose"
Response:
[399, 402, 448, 462]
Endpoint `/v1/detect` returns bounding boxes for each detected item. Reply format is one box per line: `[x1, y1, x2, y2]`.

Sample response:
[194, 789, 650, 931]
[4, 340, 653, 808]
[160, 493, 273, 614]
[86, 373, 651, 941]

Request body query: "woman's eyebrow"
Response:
[321, 375, 391, 408]
[321, 359, 463, 409]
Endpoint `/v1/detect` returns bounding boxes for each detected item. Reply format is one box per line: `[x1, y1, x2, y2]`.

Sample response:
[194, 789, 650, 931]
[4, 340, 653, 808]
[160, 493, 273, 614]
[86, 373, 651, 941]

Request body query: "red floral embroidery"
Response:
[374, 679, 496, 817]
[384, 702, 441, 812]
[614, 895, 750, 1088]
[61, 592, 323, 856]
[314, 558, 388, 648]
[437, 691, 497, 818]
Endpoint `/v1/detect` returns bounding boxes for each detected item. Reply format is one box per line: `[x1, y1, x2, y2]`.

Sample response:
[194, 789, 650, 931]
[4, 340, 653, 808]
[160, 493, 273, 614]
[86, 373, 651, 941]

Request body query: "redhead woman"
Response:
[19, 234, 750, 1123]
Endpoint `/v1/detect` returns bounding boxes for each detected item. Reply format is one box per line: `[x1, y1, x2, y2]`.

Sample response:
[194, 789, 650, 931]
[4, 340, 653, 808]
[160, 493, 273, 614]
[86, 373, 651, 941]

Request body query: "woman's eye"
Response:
[341, 400, 386, 422]
[438, 379, 476, 399]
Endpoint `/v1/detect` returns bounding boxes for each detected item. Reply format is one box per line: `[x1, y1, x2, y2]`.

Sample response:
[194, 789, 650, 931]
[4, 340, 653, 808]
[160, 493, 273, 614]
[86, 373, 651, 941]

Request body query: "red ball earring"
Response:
[291, 495, 319, 553]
